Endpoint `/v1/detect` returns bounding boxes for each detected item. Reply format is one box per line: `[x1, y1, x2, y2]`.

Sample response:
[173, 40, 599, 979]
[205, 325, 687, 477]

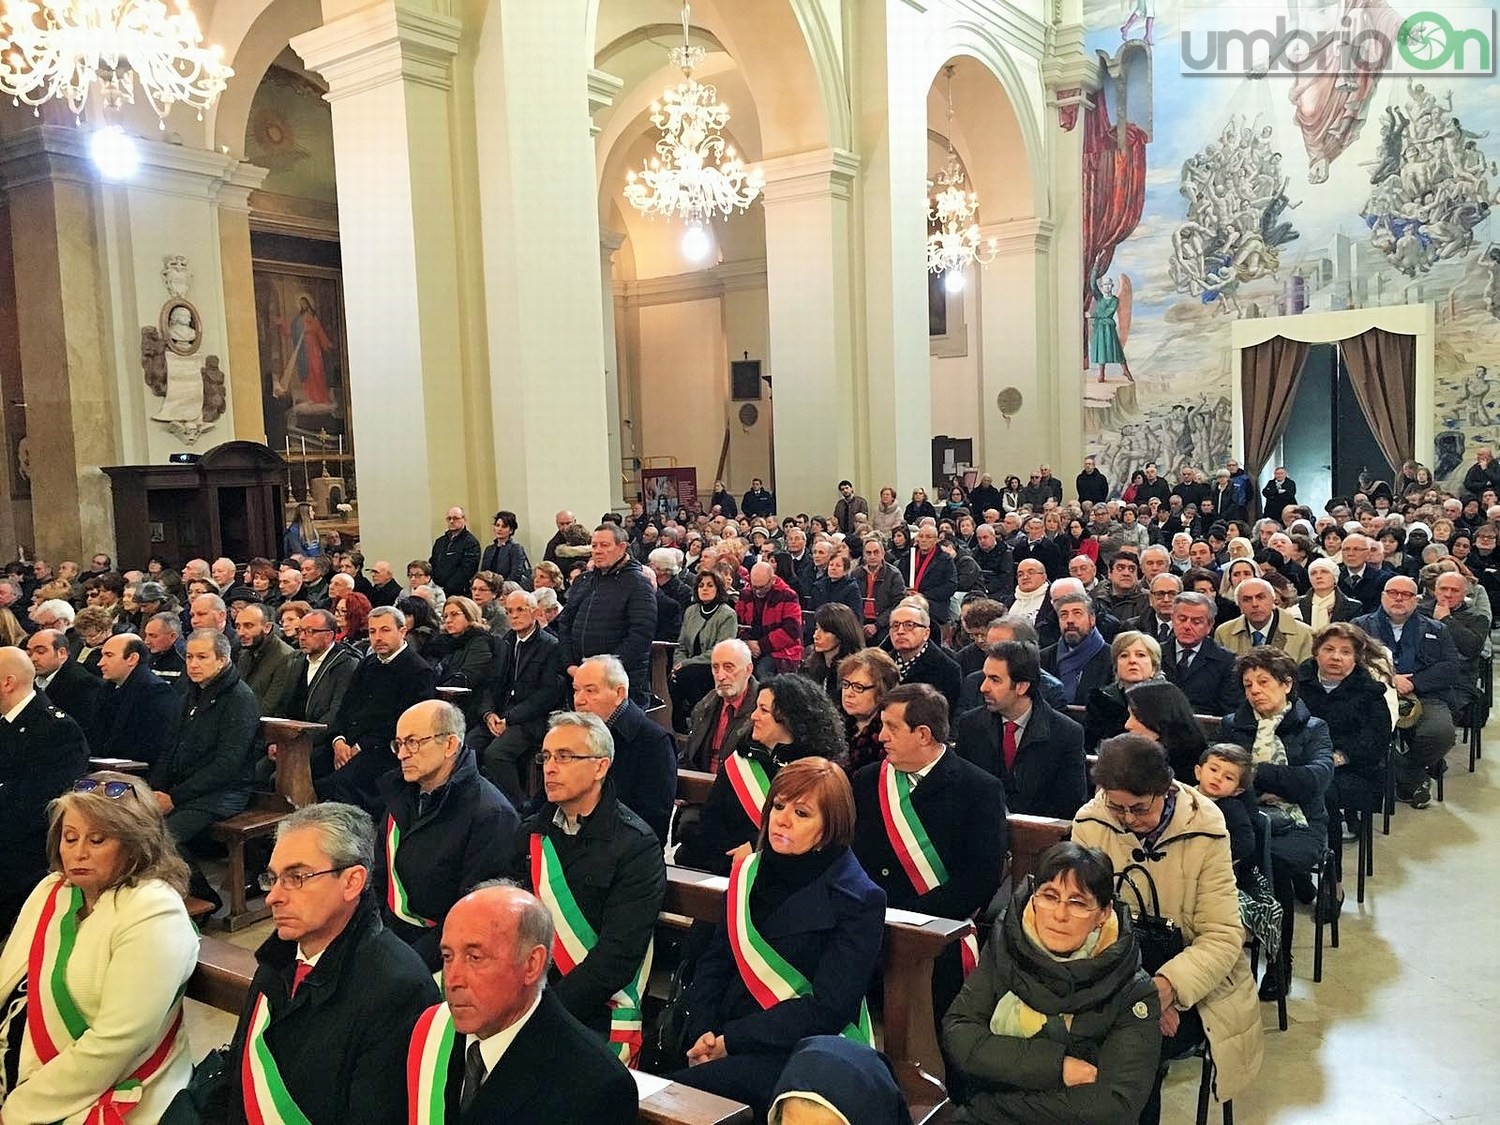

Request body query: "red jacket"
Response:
[736, 577, 804, 671]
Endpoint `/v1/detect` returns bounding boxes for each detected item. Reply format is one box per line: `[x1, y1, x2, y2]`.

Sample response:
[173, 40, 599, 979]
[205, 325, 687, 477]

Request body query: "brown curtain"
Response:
[1340, 328, 1416, 472]
[1241, 335, 1311, 478]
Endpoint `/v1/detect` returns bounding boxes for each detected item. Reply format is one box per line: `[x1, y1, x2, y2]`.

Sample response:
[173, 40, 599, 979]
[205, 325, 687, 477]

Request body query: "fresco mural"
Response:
[1080, 0, 1500, 495]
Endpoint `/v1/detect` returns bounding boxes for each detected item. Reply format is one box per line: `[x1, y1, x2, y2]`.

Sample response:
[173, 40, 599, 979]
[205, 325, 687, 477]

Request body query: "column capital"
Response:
[588, 68, 625, 136]
[292, 2, 462, 100]
[759, 147, 861, 205]
[600, 227, 627, 255]
[979, 217, 1055, 255]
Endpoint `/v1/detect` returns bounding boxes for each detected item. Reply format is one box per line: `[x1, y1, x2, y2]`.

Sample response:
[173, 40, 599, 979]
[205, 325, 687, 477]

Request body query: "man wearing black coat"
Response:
[148, 630, 261, 902]
[1075, 456, 1109, 504]
[28, 629, 110, 748]
[0, 648, 89, 932]
[511, 712, 666, 1044]
[413, 885, 637, 1124]
[274, 608, 359, 781]
[883, 603, 962, 713]
[321, 606, 437, 813]
[954, 641, 1087, 819]
[1261, 467, 1298, 525]
[478, 590, 568, 801]
[902, 525, 959, 626]
[1338, 533, 1392, 609]
[375, 701, 518, 971]
[95, 634, 179, 766]
[431, 506, 483, 597]
[854, 684, 1006, 1016]
[971, 524, 1014, 600]
[1012, 516, 1067, 582]
[558, 526, 657, 702]
[1160, 592, 1242, 715]
[741, 478, 776, 519]
[217, 804, 439, 1125]
[573, 656, 677, 843]
[1134, 464, 1173, 508]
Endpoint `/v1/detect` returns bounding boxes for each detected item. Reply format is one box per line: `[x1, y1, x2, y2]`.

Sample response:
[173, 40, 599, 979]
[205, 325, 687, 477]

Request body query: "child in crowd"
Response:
[1194, 743, 1258, 867]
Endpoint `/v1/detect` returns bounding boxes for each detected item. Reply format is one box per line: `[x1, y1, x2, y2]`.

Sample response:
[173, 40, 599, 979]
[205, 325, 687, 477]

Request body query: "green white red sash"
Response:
[405, 1003, 457, 1125]
[876, 762, 979, 976]
[725, 852, 873, 1043]
[529, 834, 652, 1065]
[723, 751, 771, 827]
[26, 878, 185, 1124]
[385, 815, 436, 929]
[241, 991, 313, 1125]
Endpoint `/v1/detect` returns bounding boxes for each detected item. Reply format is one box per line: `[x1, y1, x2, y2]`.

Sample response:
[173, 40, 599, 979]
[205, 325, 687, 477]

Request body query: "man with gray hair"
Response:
[511, 712, 665, 1060]
[225, 802, 438, 1124]
[884, 601, 962, 712]
[1215, 576, 1314, 662]
[375, 700, 518, 970]
[1338, 532, 1391, 609]
[1162, 591, 1240, 715]
[147, 628, 261, 908]
[29, 598, 75, 634]
[142, 610, 186, 686]
[681, 638, 757, 773]
[571, 655, 676, 842]
[477, 588, 567, 802]
[321, 605, 437, 813]
[413, 882, 636, 1120]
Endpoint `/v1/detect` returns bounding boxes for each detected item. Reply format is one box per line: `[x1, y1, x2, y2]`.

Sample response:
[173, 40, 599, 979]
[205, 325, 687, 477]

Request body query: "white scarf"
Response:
[1010, 585, 1048, 623]
[1309, 590, 1337, 631]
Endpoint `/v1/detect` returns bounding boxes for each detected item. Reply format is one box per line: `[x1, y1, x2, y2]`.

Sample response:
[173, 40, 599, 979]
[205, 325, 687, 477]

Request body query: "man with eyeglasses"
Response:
[269, 608, 359, 784]
[1135, 573, 1183, 643]
[1337, 534, 1391, 610]
[1354, 576, 1460, 809]
[225, 803, 439, 1125]
[373, 700, 517, 971]
[882, 603, 962, 713]
[509, 711, 665, 1058]
[570, 655, 676, 843]
[0, 645, 89, 932]
[431, 506, 483, 598]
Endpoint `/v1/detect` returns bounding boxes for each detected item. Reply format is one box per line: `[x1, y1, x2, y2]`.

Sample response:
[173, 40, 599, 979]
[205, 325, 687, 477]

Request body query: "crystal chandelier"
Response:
[0, 0, 233, 126]
[623, 1, 762, 260]
[927, 66, 997, 293]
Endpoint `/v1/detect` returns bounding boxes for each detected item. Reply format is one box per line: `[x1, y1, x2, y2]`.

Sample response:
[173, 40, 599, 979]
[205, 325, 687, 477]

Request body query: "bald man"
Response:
[735, 561, 803, 680]
[406, 883, 636, 1123]
[543, 510, 578, 567]
[431, 506, 482, 597]
[0, 646, 90, 930]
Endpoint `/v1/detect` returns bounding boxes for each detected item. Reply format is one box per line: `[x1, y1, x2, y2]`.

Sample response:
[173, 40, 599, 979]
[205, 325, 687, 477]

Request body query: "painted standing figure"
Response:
[1089, 273, 1134, 384]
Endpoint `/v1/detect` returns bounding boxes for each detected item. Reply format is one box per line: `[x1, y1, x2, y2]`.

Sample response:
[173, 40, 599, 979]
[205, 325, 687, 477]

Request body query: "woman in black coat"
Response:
[1082, 630, 1164, 752]
[673, 759, 885, 1121]
[808, 554, 863, 626]
[1120, 680, 1206, 783]
[434, 597, 498, 729]
[801, 603, 865, 701]
[479, 510, 532, 588]
[903, 488, 938, 525]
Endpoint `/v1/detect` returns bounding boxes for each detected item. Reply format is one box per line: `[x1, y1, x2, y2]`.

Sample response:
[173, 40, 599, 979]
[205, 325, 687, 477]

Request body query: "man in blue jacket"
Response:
[96, 633, 179, 765]
[558, 525, 657, 703]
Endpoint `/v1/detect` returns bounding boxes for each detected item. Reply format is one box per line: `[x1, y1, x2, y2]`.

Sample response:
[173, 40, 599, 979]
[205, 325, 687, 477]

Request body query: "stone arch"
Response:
[205, 0, 325, 158]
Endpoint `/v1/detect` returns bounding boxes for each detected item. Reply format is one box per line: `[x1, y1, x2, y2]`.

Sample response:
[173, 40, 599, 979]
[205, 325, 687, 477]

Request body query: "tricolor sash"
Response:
[529, 834, 653, 1065]
[876, 763, 979, 976]
[26, 878, 185, 1124]
[725, 853, 873, 1044]
[241, 992, 313, 1125]
[385, 816, 436, 929]
[722, 751, 771, 828]
[405, 1003, 458, 1125]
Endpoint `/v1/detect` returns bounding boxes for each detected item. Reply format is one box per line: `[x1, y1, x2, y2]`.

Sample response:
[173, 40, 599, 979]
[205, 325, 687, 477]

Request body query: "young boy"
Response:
[1194, 744, 1257, 865]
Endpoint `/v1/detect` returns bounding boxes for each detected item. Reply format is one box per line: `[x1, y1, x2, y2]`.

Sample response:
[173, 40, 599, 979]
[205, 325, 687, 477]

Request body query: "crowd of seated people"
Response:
[0, 449, 1492, 1123]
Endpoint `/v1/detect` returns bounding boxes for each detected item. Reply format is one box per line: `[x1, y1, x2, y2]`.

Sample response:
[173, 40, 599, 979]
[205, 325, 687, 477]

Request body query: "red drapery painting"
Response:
[1082, 90, 1147, 361]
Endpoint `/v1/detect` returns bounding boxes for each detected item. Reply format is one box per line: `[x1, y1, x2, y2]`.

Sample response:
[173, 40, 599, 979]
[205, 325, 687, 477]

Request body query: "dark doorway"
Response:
[1280, 343, 1392, 506]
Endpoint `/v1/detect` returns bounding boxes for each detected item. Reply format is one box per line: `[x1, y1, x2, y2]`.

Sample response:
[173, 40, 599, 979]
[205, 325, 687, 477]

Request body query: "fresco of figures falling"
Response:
[1080, 0, 1500, 494]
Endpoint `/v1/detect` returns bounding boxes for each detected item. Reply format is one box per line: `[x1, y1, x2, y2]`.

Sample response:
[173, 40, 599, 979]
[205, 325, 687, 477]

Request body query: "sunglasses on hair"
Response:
[73, 778, 134, 799]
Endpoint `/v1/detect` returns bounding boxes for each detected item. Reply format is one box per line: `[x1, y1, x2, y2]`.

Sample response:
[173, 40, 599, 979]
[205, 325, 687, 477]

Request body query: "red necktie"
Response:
[710, 700, 736, 773]
[291, 960, 313, 996]
[1002, 721, 1019, 772]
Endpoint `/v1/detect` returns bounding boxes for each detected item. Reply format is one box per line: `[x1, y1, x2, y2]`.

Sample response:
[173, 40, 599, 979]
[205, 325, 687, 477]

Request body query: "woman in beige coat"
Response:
[1072, 734, 1264, 1121]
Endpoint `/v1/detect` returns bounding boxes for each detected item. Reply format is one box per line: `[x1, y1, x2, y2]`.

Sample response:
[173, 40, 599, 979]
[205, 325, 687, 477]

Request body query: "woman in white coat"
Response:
[0, 771, 199, 1124]
[1072, 735, 1264, 1124]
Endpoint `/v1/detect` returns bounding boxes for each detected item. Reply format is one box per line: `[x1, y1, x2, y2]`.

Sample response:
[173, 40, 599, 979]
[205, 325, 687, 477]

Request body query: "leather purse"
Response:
[1115, 862, 1185, 975]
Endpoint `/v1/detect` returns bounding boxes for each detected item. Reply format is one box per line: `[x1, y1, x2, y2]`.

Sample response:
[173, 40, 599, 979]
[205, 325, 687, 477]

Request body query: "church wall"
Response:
[0, 199, 32, 553]
[1078, 0, 1500, 493]
[636, 298, 728, 489]
[929, 285, 982, 448]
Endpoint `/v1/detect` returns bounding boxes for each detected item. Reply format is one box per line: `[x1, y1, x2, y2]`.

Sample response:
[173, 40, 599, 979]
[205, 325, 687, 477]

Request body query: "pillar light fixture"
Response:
[927, 65, 998, 292]
[0, 0, 233, 126]
[623, 1, 762, 243]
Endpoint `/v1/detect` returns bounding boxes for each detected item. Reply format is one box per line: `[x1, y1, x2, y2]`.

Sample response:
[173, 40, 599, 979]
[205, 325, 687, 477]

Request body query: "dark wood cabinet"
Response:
[104, 442, 289, 568]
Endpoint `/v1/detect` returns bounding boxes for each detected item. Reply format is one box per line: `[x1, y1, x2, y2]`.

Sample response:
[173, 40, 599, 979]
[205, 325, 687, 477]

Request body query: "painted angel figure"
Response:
[1088, 271, 1135, 384]
[1121, 0, 1155, 43]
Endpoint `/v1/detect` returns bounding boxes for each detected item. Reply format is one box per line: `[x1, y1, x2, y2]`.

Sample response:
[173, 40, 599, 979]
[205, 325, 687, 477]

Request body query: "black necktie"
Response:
[1158, 622, 1172, 643]
[461, 1041, 486, 1112]
[1178, 646, 1194, 673]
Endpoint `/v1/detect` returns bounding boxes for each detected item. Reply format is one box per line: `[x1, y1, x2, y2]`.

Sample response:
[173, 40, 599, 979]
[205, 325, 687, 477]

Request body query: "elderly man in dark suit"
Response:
[954, 640, 1087, 819]
[1160, 591, 1241, 715]
[271, 607, 358, 783]
[1338, 533, 1391, 610]
[408, 884, 636, 1123]
[680, 639, 758, 773]
[882, 602, 962, 713]
[95, 633, 179, 766]
[572, 655, 676, 843]
[478, 590, 568, 803]
[0, 646, 89, 932]
[27, 628, 109, 748]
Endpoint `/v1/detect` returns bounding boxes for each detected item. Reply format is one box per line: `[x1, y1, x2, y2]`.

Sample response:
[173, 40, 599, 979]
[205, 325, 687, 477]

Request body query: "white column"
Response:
[472, 0, 612, 544]
[859, 0, 934, 491]
[761, 147, 860, 518]
[601, 230, 626, 511]
[977, 219, 1055, 477]
[292, 3, 468, 568]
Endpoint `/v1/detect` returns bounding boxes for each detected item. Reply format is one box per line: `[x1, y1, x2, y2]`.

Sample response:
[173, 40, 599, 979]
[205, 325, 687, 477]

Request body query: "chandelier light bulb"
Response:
[943, 269, 966, 294]
[90, 124, 139, 179]
[681, 223, 713, 262]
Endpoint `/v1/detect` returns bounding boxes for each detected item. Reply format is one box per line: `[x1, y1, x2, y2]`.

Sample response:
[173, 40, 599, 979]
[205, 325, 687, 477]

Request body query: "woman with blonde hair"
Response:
[0, 607, 25, 647]
[0, 772, 198, 1123]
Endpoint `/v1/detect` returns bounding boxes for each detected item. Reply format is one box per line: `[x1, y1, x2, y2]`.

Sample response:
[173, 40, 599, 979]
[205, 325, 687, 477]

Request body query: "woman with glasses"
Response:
[1083, 630, 1164, 752]
[801, 603, 865, 701]
[672, 758, 885, 1121]
[0, 772, 199, 1123]
[943, 841, 1161, 1124]
[334, 591, 373, 656]
[835, 647, 900, 775]
[674, 674, 848, 876]
[1073, 736, 1264, 1123]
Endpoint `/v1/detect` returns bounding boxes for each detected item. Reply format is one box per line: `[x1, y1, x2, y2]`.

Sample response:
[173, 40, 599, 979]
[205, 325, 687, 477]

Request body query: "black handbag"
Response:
[1115, 863, 1185, 975]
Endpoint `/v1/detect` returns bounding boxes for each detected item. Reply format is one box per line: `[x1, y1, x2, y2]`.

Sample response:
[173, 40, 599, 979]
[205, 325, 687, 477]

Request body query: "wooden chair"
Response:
[209, 718, 324, 931]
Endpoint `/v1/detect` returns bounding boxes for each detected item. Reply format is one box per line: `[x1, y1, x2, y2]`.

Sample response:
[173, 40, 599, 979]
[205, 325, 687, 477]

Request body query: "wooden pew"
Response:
[187, 935, 752, 1124]
[209, 719, 324, 930]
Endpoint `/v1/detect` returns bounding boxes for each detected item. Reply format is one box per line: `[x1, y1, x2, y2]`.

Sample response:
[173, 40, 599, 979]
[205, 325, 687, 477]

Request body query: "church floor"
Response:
[183, 729, 1500, 1123]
